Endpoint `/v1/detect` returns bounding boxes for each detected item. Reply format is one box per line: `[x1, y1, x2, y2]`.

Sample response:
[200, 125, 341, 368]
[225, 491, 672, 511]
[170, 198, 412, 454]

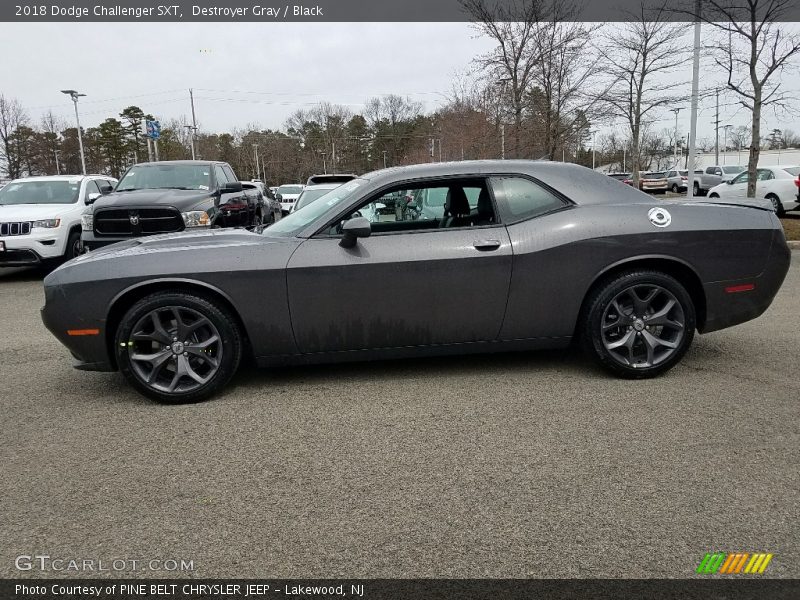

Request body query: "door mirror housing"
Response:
[220, 181, 243, 193]
[99, 184, 113, 194]
[86, 192, 101, 204]
[275, 193, 283, 201]
[726, 179, 734, 184]
[339, 217, 371, 248]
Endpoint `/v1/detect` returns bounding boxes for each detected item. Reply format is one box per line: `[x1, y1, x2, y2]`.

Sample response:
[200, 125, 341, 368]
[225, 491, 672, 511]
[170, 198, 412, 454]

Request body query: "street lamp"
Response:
[722, 125, 733, 165]
[670, 107, 682, 167]
[61, 90, 87, 175]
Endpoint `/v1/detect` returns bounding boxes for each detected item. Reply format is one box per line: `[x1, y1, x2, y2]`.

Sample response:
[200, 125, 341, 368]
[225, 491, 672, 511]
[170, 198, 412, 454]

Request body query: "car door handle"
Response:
[473, 240, 501, 251]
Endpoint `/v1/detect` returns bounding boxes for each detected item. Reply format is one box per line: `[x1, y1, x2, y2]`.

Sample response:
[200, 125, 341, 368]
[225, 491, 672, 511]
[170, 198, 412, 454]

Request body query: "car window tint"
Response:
[336, 179, 494, 235]
[214, 166, 229, 186]
[706, 167, 716, 174]
[222, 165, 237, 183]
[84, 179, 100, 200]
[756, 169, 773, 181]
[489, 176, 567, 223]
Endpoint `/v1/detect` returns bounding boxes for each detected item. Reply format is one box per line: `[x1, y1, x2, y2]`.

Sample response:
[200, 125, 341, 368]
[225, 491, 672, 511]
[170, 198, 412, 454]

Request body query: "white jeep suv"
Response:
[0, 174, 117, 267]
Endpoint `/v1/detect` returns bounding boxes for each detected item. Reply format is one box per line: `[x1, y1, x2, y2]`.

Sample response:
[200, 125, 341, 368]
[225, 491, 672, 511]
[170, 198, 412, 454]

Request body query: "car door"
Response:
[286, 178, 513, 354]
[726, 171, 749, 198]
[755, 168, 775, 198]
[213, 165, 241, 226]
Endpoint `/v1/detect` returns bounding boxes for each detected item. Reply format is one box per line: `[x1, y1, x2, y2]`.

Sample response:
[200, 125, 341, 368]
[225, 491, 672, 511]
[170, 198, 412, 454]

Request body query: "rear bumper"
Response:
[700, 227, 791, 333]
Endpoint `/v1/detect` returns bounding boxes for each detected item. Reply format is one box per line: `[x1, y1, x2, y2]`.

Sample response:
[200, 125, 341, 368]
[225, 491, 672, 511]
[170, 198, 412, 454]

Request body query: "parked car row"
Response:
[605, 165, 800, 215]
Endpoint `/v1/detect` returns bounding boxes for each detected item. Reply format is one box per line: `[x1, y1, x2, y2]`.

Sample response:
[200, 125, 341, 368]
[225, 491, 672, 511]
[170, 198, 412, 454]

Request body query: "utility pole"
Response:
[382, 150, 388, 168]
[320, 151, 327, 174]
[714, 88, 720, 164]
[184, 125, 197, 160]
[54, 150, 60, 175]
[189, 88, 198, 160]
[591, 131, 596, 170]
[500, 124, 505, 160]
[686, 0, 701, 199]
[670, 108, 682, 167]
[331, 142, 336, 174]
[61, 90, 87, 175]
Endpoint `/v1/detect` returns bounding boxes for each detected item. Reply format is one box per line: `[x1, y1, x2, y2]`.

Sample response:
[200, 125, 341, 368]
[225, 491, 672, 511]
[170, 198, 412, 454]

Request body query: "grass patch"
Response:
[781, 216, 800, 241]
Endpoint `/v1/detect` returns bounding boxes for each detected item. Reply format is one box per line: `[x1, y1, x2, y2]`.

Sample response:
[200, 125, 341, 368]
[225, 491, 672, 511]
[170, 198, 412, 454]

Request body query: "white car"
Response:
[275, 183, 304, 214]
[291, 182, 343, 213]
[0, 174, 117, 267]
[707, 165, 800, 216]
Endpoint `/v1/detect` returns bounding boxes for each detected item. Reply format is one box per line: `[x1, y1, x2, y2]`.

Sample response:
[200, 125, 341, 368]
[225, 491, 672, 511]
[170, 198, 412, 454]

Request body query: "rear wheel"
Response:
[115, 292, 242, 403]
[693, 182, 701, 196]
[581, 271, 696, 379]
[767, 194, 785, 217]
[671, 184, 679, 193]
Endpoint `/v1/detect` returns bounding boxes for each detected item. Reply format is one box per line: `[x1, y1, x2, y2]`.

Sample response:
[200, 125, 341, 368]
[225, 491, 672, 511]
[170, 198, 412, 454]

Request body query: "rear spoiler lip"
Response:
[685, 199, 774, 212]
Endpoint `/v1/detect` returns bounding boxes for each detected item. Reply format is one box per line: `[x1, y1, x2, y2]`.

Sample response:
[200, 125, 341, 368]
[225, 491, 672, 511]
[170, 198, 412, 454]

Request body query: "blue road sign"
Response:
[146, 120, 161, 140]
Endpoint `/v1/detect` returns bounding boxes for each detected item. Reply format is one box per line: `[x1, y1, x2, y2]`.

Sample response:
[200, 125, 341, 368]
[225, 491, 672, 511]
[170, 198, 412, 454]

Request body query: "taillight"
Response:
[794, 178, 800, 188]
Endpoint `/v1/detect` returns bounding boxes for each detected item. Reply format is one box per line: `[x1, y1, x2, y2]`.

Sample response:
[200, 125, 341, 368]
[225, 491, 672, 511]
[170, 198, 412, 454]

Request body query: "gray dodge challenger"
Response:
[41, 161, 791, 403]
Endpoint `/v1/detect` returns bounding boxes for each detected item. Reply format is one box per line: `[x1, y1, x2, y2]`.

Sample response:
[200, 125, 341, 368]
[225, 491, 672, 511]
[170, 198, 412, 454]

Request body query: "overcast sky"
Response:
[2, 22, 799, 142]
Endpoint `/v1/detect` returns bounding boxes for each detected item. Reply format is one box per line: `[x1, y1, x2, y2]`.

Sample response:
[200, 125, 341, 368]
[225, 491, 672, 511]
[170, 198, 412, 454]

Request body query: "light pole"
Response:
[54, 150, 61, 175]
[252, 143, 259, 179]
[382, 150, 388, 168]
[319, 151, 327, 174]
[722, 125, 733, 165]
[670, 107, 682, 167]
[61, 89, 86, 174]
[591, 130, 597, 170]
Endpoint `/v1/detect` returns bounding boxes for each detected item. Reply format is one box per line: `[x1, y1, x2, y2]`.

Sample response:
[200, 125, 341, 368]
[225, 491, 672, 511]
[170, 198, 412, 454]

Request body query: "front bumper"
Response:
[0, 229, 66, 263]
[81, 230, 133, 251]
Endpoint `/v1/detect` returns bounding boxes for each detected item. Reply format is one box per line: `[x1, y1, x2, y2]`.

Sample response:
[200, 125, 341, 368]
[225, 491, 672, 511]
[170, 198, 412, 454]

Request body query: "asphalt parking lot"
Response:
[1, 255, 798, 579]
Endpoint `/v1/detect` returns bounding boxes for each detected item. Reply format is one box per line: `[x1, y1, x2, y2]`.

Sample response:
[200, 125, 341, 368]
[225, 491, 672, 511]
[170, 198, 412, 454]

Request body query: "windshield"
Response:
[117, 164, 211, 191]
[295, 187, 338, 211]
[277, 185, 303, 195]
[266, 179, 366, 236]
[679, 170, 688, 176]
[0, 179, 81, 205]
[722, 166, 745, 174]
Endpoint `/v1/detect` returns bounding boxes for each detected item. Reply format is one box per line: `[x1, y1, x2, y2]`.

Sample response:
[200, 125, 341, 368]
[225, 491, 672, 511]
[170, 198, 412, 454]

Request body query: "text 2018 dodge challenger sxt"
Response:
[41, 161, 791, 403]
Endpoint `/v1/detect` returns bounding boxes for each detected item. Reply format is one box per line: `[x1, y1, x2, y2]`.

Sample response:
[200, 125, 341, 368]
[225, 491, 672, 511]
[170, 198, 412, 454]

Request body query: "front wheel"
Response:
[581, 271, 696, 379]
[671, 184, 679, 193]
[115, 292, 243, 403]
[693, 182, 702, 197]
[709, 193, 720, 198]
[65, 230, 82, 261]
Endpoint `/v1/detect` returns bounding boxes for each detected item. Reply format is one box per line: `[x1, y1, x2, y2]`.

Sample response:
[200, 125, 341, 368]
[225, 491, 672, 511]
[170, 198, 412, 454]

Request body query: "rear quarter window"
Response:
[490, 176, 567, 223]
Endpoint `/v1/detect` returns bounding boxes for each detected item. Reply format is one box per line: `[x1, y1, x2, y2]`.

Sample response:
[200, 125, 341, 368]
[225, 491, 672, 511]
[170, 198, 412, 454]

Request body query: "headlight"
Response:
[181, 210, 211, 228]
[81, 213, 93, 231]
[32, 218, 61, 229]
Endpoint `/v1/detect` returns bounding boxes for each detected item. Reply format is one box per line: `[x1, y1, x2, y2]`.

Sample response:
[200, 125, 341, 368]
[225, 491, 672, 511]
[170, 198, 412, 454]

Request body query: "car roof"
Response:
[10, 174, 113, 183]
[302, 182, 343, 191]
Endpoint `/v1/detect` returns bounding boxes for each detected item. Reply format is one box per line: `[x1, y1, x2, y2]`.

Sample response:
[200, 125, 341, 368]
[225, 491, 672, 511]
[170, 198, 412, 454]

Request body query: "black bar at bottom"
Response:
[2, 579, 799, 600]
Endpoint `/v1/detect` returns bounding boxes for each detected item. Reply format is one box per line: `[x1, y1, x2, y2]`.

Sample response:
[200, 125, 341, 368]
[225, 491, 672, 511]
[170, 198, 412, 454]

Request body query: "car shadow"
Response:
[0, 265, 57, 282]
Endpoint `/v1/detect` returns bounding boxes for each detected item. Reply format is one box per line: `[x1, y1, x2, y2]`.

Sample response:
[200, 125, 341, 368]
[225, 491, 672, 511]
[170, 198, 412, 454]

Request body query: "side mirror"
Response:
[276, 193, 283, 201]
[99, 184, 113, 194]
[339, 217, 371, 248]
[220, 181, 243, 193]
[86, 192, 101, 204]
[726, 180, 734, 185]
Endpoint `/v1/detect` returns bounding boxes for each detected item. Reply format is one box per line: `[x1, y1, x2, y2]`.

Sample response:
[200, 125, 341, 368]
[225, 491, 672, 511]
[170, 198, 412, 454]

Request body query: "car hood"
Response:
[0, 203, 78, 219]
[93, 189, 213, 210]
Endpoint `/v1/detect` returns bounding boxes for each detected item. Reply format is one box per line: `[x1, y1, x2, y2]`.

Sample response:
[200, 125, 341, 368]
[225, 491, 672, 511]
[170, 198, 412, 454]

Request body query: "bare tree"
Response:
[0, 94, 30, 178]
[728, 124, 752, 150]
[595, 2, 686, 185]
[462, 0, 544, 158]
[689, 0, 800, 197]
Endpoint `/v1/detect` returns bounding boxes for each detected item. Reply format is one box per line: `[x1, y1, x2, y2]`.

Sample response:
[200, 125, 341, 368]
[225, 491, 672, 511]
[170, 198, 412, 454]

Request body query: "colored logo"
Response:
[696, 552, 773, 574]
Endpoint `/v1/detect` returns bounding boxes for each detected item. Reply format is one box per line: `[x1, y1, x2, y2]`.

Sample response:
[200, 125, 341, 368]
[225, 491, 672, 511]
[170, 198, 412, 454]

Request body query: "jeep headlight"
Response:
[181, 210, 211, 228]
[81, 213, 93, 231]
[32, 218, 61, 229]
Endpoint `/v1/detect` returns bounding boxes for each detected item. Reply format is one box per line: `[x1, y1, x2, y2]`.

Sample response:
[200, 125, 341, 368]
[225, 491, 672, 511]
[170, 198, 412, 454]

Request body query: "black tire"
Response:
[65, 230, 82, 261]
[580, 270, 696, 379]
[671, 184, 679, 193]
[766, 194, 785, 217]
[115, 291, 242, 404]
[253, 209, 263, 227]
[693, 182, 703, 197]
[709, 193, 719, 198]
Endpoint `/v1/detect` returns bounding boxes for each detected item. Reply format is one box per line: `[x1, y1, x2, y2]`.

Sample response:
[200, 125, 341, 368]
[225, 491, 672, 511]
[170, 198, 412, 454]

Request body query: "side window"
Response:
[222, 165, 237, 183]
[83, 179, 100, 200]
[732, 172, 749, 184]
[706, 167, 716, 175]
[489, 176, 567, 223]
[756, 169, 773, 181]
[214, 165, 229, 187]
[336, 179, 495, 235]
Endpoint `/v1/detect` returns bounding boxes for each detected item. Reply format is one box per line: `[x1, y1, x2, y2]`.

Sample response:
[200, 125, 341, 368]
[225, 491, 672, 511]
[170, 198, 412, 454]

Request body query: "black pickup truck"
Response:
[81, 160, 266, 250]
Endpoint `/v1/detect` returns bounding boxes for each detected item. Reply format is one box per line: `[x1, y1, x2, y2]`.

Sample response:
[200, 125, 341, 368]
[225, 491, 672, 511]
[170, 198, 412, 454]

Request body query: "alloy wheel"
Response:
[600, 284, 685, 369]
[127, 306, 222, 394]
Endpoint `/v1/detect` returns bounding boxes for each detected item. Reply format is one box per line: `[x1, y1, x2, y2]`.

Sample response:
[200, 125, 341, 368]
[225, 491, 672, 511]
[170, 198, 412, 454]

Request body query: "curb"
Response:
[788, 241, 800, 250]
